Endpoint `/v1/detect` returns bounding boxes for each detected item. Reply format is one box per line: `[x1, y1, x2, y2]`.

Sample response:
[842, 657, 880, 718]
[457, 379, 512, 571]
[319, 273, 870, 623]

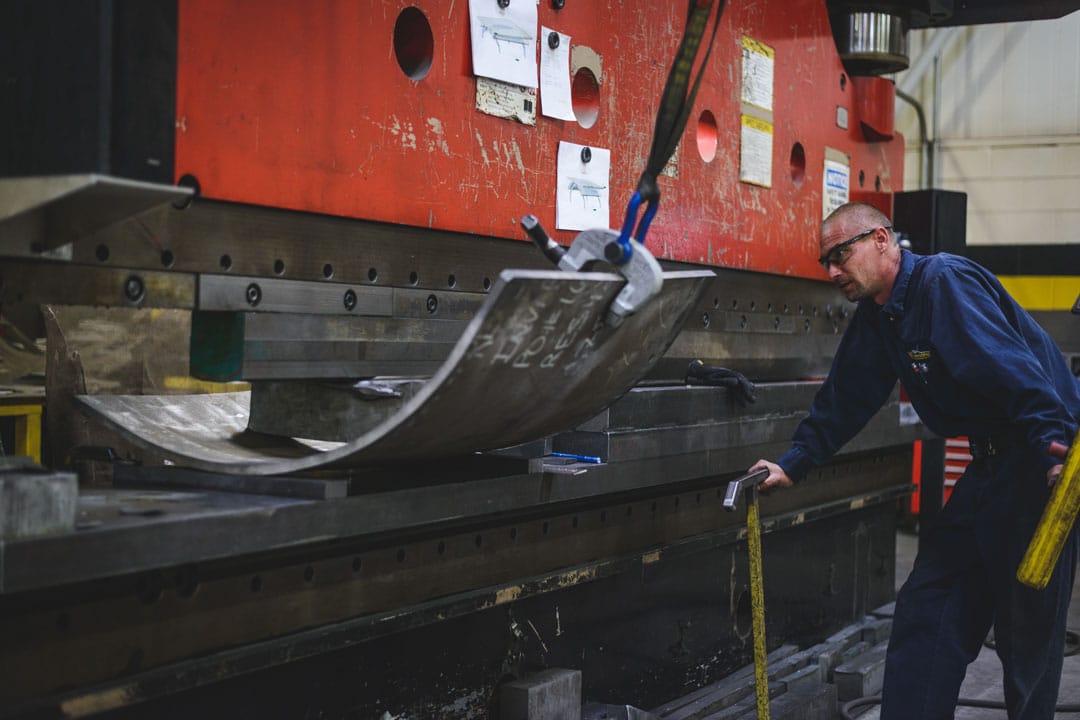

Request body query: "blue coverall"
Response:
[778, 249, 1080, 719]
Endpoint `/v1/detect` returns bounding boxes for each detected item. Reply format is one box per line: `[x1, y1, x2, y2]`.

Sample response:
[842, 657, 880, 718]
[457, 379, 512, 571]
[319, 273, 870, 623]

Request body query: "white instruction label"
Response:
[739, 115, 773, 188]
[741, 37, 774, 112]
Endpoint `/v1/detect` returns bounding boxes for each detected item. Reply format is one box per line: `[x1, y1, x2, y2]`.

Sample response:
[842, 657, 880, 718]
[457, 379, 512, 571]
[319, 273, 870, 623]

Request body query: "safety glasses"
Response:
[818, 226, 891, 270]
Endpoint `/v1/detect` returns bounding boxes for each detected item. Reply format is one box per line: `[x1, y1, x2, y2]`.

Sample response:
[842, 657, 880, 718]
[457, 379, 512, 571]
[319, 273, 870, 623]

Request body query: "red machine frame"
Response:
[175, 0, 903, 280]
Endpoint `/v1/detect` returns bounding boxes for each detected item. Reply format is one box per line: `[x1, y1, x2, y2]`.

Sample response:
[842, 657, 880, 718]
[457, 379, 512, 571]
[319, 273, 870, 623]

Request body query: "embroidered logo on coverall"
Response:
[907, 349, 931, 384]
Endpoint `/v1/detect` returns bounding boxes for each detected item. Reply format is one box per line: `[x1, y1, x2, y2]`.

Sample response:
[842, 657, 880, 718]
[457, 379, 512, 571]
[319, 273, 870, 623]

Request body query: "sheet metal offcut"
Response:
[78, 269, 714, 475]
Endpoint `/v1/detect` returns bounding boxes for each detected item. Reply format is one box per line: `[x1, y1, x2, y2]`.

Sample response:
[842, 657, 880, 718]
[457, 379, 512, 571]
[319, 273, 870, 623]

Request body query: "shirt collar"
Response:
[880, 249, 915, 317]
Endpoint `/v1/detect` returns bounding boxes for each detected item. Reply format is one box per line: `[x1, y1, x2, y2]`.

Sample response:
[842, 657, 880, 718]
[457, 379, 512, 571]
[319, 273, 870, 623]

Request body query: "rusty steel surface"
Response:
[0, 460, 910, 710]
[78, 268, 713, 474]
[3, 198, 855, 382]
[174, 0, 904, 280]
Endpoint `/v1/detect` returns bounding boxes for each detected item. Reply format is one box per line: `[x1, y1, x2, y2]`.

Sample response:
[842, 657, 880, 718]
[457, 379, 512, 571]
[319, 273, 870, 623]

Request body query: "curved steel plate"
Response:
[78, 269, 713, 475]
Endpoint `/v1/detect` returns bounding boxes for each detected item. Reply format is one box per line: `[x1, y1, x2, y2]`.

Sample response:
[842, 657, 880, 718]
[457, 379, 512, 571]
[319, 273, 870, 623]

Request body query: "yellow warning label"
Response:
[740, 114, 773, 188]
[741, 36, 775, 112]
[742, 36, 775, 59]
[741, 115, 773, 134]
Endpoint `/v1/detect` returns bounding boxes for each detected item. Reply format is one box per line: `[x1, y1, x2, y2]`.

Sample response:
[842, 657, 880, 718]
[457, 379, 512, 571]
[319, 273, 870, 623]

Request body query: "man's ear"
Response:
[875, 227, 890, 251]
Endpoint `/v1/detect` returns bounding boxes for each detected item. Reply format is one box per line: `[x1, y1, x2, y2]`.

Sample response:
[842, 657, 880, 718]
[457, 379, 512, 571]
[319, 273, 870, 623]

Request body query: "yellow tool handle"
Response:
[747, 489, 771, 720]
[1017, 430, 1080, 590]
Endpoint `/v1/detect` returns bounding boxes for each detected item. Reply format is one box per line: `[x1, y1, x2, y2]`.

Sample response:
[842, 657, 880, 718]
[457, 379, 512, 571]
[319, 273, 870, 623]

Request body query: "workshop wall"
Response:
[895, 13, 1080, 247]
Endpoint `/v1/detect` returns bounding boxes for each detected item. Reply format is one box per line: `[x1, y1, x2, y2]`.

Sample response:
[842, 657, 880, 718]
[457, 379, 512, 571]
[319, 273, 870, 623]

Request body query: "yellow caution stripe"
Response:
[997, 276, 1080, 312]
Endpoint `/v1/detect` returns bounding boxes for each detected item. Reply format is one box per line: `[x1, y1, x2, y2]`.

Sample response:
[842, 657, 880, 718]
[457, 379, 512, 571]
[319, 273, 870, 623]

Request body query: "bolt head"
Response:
[123, 275, 145, 303]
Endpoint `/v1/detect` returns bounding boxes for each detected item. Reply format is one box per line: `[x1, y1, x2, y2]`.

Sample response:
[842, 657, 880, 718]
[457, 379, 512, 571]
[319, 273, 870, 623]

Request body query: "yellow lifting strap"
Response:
[1017, 428, 1080, 590]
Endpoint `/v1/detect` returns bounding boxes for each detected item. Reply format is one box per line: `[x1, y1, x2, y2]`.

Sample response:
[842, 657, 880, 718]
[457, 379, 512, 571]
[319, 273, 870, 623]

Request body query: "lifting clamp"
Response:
[520, 215, 662, 327]
[724, 467, 772, 720]
[518, 1, 725, 327]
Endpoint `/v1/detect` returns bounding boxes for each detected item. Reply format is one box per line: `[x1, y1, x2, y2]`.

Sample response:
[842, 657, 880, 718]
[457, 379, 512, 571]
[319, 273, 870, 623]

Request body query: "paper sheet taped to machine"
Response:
[470, 0, 538, 88]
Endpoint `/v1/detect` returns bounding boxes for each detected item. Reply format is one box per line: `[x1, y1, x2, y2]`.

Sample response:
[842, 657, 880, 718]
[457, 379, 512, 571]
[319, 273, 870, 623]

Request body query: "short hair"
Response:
[823, 202, 891, 231]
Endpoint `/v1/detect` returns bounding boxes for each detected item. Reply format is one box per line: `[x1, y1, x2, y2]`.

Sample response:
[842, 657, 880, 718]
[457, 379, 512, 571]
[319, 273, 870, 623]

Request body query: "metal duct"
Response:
[835, 11, 910, 76]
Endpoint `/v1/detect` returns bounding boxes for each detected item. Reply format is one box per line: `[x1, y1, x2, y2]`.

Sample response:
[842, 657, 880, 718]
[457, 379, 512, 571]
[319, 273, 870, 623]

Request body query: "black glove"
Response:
[684, 359, 757, 405]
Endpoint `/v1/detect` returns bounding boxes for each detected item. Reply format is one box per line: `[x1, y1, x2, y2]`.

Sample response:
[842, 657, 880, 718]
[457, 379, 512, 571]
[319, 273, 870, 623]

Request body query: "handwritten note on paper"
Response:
[540, 27, 574, 121]
[470, 0, 538, 89]
[556, 141, 610, 232]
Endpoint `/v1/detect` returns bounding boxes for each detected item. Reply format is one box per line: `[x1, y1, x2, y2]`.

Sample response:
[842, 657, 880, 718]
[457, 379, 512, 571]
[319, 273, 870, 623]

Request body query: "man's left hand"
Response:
[1048, 463, 1063, 488]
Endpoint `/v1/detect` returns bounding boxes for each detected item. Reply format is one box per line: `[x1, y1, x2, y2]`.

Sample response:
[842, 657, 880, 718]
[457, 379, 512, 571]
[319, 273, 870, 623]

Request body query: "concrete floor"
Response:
[857, 531, 1080, 718]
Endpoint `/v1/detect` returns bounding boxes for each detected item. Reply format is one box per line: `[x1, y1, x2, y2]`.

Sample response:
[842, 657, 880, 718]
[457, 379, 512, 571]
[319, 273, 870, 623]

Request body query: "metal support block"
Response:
[777, 664, 826, 695]
[859, 618, 892, 645]
[813, 621, 874, 680]
[735, 682, 837, 720]
[832, 641, 889, 701]
[870, 602, 896, 619]
[0, 458, 77, 540]
[500, 668, 582, 720]
[653, 646, 800, 720]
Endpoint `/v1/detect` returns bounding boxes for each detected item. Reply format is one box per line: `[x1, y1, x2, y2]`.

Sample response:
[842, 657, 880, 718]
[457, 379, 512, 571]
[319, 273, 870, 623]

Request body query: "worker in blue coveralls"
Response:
[749, 201, 1080, 719]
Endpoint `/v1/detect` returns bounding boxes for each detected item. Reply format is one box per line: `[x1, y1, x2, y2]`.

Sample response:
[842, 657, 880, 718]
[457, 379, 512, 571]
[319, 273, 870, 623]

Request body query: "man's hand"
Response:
[1048, 463, 1063, 488]
[749, 459, 793, 492]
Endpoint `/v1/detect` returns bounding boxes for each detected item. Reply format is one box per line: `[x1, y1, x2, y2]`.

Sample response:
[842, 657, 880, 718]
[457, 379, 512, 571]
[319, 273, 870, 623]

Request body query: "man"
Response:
[750, 201, 1080, 719]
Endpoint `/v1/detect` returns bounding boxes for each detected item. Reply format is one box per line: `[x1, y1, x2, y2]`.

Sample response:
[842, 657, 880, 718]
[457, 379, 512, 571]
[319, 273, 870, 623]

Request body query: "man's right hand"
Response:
[749, 459, 793, 492]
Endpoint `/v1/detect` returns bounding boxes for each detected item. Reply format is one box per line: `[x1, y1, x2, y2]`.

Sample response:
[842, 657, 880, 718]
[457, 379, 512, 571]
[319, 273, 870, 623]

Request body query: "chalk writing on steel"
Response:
[471, 280, 612, 370]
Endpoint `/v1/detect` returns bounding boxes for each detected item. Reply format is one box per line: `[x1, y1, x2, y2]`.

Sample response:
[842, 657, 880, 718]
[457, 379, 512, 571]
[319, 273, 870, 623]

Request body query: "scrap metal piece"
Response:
[0, 458, 78, 539]
[0, 175, 192, 257]
[77, 268, 713, 475]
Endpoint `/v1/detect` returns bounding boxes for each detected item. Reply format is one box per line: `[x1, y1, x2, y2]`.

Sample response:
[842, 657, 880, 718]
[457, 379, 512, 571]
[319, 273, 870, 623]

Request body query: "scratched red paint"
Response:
[175, 0, 904, 280]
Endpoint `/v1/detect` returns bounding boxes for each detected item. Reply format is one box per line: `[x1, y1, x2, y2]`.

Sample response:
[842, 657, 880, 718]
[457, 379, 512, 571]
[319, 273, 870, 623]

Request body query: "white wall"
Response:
[893, 13, 1080, 246]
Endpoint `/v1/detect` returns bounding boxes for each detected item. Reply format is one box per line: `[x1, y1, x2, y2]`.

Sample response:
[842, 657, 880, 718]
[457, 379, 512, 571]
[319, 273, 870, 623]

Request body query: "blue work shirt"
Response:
[779, 249, 1080, 482]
